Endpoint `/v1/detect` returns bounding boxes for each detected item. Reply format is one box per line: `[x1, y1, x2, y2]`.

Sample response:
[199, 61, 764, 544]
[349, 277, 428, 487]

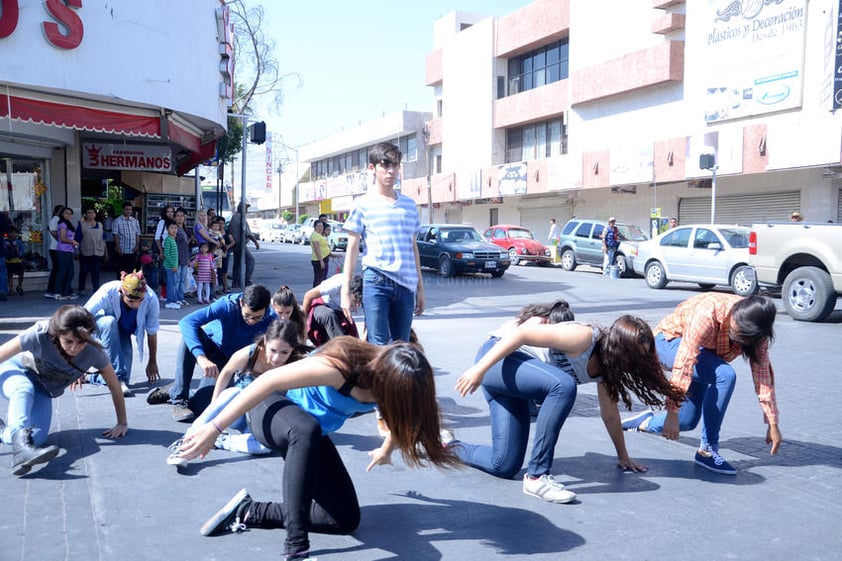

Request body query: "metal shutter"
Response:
[520, 201, 574, 239]
[837, 188, 842, 223]
[679, 191, 800, 225]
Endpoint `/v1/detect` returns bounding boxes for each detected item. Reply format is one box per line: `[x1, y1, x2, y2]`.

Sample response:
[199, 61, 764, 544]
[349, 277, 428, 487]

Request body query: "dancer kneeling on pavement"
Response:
[146, 284, 276, 422]
[0, 305, 128, 476]
[302, 273, 362, 346]
[177, 336, 459, 561]
[620, 293, 781, 475]
[84, 270, 161, 397]
[452, 306, 683, 504]
[167, 319, 308, 465]
[271, 285, 308, 345]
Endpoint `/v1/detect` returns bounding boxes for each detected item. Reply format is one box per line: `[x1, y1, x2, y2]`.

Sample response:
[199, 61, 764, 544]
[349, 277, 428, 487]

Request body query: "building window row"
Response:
[310, 133, 418, 180]
[507, 39, 569, 96]
[505, 117, 567, 164]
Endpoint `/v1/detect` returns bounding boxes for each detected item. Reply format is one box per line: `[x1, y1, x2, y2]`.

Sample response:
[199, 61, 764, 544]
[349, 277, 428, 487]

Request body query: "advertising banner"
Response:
[82, 143, 172, 172]
[702, 0, 807, 123]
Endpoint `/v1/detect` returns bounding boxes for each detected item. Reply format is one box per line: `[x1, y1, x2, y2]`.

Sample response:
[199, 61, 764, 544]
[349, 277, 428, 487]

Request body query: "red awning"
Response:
[0, 93, 161, 137]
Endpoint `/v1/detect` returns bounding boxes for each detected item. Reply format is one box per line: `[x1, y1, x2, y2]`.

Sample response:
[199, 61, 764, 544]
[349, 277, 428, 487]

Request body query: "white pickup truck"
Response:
[748, 222, 842, 321]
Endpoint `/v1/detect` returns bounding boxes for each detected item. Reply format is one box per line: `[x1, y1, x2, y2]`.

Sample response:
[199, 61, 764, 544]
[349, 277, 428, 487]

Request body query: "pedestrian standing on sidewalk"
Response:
[191, 242, 217, 304]
[112, 202, 141, 279]
[162, 222, 182, 310]
[77, 207, 107, 296]
[84, 271, 161, 397]
[621, 293, 781, 475]
[309, 220, 329, 287]
[44, 204, 63, 299]
[54, 206, 79, 300]
[177, 337, 458, 561]
[547, 218, 560, 245]
[0, 305, 128, 476]
[600, 216, 620, 276]
[341, 142, 424, 344]
[452, 311, 683, 504]
[146, 284, 276, 422]
[174, 208, 193, 304]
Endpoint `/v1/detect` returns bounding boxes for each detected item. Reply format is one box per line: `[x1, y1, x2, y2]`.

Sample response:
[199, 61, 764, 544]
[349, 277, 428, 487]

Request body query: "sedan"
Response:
[483, 225, 551, 266]
[416, 224, 510, 277]
[632, 224, 757, 296]
[283, 224, 305, 244]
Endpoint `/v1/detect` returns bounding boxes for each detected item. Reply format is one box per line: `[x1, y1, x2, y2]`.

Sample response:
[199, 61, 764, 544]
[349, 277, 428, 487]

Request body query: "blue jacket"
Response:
[178, 293, 276, 359]
[84, 280, 160, 362]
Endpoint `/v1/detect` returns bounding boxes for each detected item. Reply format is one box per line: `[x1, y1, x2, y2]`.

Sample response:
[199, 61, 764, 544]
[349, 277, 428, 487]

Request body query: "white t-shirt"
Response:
[48, 215, 59, 250]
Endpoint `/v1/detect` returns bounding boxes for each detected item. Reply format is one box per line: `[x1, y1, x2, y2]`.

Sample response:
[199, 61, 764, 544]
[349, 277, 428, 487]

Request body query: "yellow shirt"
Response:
[310, 232, 329, 261]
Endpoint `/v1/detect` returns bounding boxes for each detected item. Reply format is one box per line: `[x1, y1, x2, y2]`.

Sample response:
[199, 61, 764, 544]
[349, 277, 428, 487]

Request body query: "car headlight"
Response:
[455, 252, 474, 259]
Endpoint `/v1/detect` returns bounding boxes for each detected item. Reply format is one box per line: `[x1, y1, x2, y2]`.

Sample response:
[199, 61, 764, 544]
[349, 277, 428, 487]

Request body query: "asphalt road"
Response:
[2, 241, 840, 561]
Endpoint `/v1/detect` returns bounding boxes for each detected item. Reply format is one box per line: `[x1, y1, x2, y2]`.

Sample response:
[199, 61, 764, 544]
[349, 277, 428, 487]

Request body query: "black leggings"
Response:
[246, 394, 360, 556]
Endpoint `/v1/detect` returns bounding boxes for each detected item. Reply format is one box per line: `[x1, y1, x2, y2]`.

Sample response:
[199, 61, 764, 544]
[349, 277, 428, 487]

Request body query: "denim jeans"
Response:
[602, 248, 617, 274]
[92, 316, 133, 384]
[362, 268, 415, 344]
[0, 361, 53, 446]
[0, 257, 7, 295]
[165, 268, 180, 304]
[78, 254, 102, 293]
[231, 246, 254, 286]
[177, 265, 189, 300]
[169, 332, 229, 403]
[645, 333, 737, 451]
[55, 250, 75, 296]
[184, 387, 270, 454]
[453, 338, 578, 479]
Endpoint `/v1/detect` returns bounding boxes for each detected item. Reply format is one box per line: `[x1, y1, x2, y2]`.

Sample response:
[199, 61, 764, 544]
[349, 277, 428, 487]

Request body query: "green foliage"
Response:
[217, 116, 244, 165]
[298, 213, 309, 225]
[281, 210, 294, 223]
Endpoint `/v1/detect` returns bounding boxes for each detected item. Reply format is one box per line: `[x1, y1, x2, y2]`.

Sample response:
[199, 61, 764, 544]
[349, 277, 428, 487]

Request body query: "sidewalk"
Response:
[1, 248, 840, 561]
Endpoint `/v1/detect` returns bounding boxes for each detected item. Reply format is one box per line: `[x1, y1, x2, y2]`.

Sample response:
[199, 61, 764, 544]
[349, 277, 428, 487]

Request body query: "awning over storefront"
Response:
[1, 91, 217, 174]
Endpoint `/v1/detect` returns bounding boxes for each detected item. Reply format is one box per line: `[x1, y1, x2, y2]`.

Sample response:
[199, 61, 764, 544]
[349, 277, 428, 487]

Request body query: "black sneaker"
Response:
[146, 387, 170, 405]
[694, 449, 737, 475]
[200, 488, 253, 536]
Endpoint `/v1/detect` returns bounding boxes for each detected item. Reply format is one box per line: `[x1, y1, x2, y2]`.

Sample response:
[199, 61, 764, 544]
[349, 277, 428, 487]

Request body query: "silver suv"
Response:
[557, 218, 648, 277]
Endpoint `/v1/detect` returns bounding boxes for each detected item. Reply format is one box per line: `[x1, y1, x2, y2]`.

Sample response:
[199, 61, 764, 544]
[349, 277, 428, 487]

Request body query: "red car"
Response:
[483, 225, 551, 266]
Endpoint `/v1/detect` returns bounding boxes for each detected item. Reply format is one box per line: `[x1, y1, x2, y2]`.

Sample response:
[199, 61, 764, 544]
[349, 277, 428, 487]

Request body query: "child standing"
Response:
[191, 242, 216, 304]
[163, 222, 181, 310]
[5, 227, 25, 296]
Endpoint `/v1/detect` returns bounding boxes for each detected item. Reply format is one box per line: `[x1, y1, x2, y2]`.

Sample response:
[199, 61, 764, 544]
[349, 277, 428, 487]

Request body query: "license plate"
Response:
[485, 261, 497, 268]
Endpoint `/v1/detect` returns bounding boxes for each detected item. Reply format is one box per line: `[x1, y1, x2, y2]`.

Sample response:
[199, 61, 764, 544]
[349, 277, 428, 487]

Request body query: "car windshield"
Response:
[719, 227, 750, 248]
[617, 224, 648, 242]
[442, 229, 481, 242]
[508, 228, 534, 240]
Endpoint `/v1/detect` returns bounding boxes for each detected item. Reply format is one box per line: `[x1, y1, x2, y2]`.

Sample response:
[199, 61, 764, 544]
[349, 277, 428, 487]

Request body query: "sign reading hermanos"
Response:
[83, 143, 173, 173]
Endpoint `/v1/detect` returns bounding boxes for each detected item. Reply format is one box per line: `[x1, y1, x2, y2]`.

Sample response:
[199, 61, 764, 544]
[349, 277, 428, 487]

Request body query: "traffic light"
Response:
[249, 121, 266, 145]
[699, 153, 716, 170]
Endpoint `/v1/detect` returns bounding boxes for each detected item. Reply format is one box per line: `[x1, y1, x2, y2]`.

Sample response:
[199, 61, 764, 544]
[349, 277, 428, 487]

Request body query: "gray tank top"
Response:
[547, 323, 602, 385]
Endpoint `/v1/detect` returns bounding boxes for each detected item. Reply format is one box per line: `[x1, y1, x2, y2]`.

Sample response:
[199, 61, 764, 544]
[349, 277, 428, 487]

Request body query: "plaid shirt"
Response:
[112, 215, 141, 254]
[657, 293, 778, 424]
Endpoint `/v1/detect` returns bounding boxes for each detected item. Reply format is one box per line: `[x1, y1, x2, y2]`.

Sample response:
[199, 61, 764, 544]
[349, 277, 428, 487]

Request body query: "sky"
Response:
[252, 0, 533, 155]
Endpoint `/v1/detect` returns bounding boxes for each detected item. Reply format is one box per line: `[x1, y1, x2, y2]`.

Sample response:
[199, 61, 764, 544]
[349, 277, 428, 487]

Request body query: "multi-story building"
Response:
[1, 0, 229, 287]
[298, 0, 841, 239]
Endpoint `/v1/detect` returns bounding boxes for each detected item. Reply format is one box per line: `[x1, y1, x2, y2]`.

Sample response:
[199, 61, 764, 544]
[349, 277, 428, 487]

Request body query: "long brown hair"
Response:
[48, 305, 103, 367]
[272, 285, 307, 342]
[251, 319, 309, 373]
[597, 315, 684, 410]
[317, 337, 459, 469]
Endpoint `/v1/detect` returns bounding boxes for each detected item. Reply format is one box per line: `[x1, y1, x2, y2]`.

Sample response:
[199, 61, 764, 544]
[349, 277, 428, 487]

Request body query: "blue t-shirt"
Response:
[286, 385, 375, 435]
[118, 302, 139, 335]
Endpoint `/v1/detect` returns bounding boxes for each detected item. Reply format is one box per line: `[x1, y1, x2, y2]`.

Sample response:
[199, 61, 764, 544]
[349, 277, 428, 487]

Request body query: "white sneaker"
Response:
[165, 302, 182, 310]
[120, 382, 133, 397]
[166, 439, 188, 468]
[523, 474, 576, 504]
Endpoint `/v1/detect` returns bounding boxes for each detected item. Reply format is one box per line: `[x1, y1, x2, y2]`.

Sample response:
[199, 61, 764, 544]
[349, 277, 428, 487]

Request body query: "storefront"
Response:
[1, 0, 231, 290]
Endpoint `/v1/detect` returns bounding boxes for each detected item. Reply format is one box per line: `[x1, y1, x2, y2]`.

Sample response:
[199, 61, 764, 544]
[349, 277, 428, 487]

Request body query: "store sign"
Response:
[0, 0, 84, 49]
[83, 143, 173, 173]
[834, 0, 842, 109]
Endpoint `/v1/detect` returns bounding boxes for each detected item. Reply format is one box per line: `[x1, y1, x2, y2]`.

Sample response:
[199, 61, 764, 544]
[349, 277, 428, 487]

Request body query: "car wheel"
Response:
[439, 255, 454, 278]
[782, 266, 836, 322]
[560, 249, 576, 271]
[645, 261, 668, 289]
[697, 283, 716, 290]
[730, 265, 758, 297]
[508, 248, 520, 266]
[614, 254, 628, 277]
[490, 270, 505, 278]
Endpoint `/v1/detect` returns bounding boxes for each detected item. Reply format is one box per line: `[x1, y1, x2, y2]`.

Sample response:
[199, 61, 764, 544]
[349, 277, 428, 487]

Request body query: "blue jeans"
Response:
[185, 387, 270, 454]
[453, 338, 577, 479]
[92, 316, 133, 384]
[0, 361, 53, 446]
[169, 332, 229, 402]
[602, 247, 617, 274]
[177, 265, 189, 300]
[362, 268, 415, 345]
[0, 257, 7, 295]
[645, 333, 737, 451]
[165, 268, 180, 304]
[55, 250, 75, 296]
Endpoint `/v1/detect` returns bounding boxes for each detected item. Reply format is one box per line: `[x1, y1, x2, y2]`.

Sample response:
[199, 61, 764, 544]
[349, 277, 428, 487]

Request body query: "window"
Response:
[505, 118, 567, 163]
[661, 228, 690, 248]
[435, 155, 442, 174]
[574, 223, 591, 238]
[507, 39, 569, 96]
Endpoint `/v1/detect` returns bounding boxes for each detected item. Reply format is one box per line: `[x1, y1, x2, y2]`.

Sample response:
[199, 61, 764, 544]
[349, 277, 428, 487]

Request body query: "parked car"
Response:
[283, 223, 305, 244]
[327, 221, 349, 251]
[556, 218, 649, 277]
[299, 216, 322, 245]
[416, 224, 510, 277]
[482, 225, 551, 266]
[260, 222, 287, 243]
[632, 224, 757, 296]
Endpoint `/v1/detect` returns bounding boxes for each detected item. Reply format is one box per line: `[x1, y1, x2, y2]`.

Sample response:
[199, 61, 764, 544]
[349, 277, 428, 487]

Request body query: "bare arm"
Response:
[341, 231, 362, 320]
[179, 356, 345, 460]
[145, 333, 160, 382]
[211, 345, 251, 402]
[412, 238, 425, 316]
[455, 322, 593, 396]
[301, 285, 322, 315]
[98, 364, 128, 438]
[0, 337, 23, 364]
[597, 382, 646, 472]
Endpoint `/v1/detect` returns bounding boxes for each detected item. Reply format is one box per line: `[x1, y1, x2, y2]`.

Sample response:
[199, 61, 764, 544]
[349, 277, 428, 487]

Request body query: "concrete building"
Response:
[296, 0, 841, 239]
[1, 0, 230, 287]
